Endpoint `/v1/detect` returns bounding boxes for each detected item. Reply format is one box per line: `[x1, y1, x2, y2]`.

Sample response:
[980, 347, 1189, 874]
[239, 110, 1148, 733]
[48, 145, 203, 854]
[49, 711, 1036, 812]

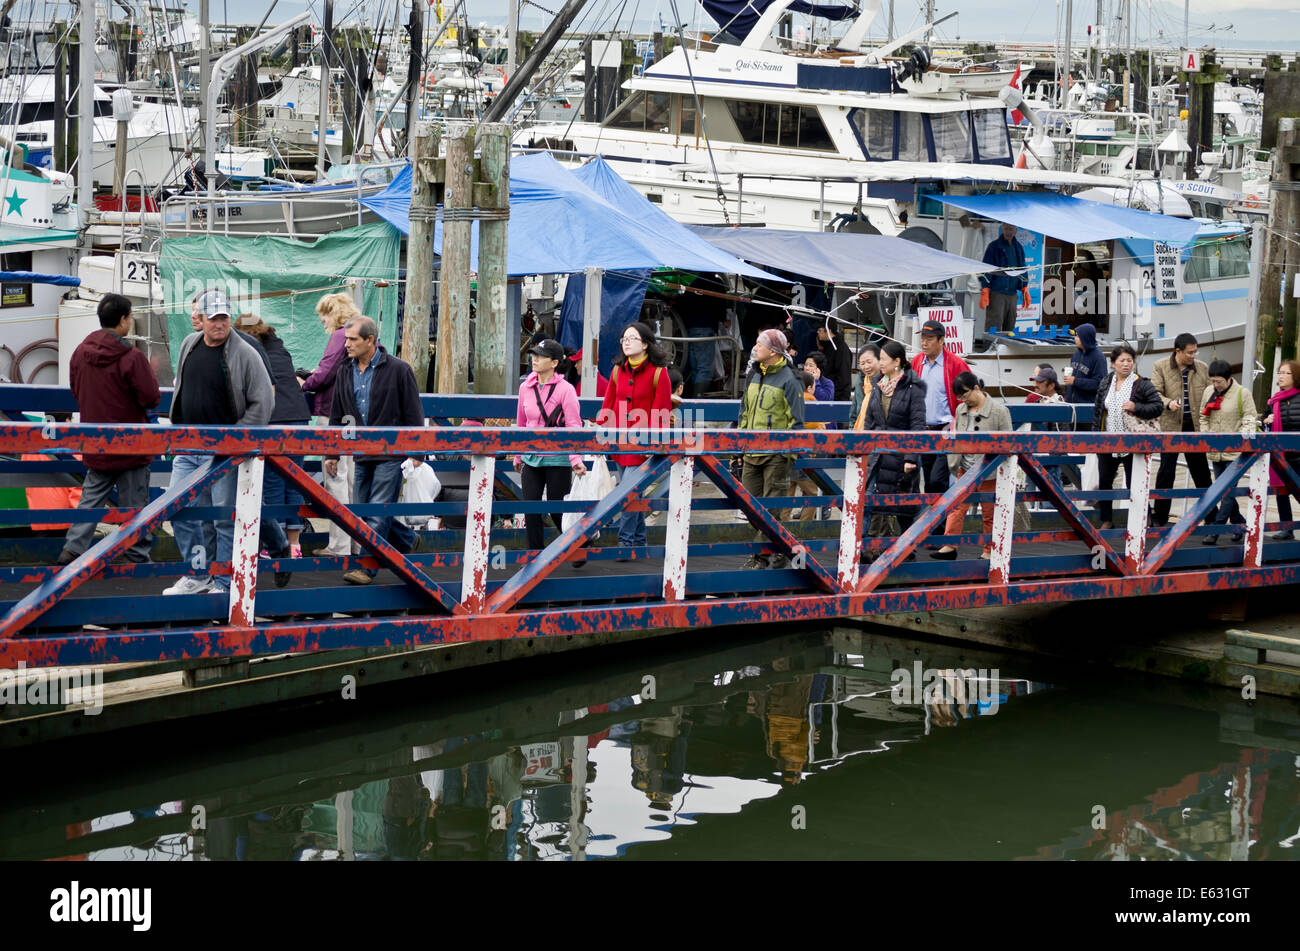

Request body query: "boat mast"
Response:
[1062, 0, 1072, 107]
[200, 0, 211, 185]
[78, 0, 94, 244]
[316, 0, 333, 179]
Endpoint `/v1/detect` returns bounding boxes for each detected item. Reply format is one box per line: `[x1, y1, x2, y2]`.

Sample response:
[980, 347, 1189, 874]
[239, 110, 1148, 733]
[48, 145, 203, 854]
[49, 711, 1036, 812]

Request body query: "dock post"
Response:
[402, 122, 443, 390]
[988, 456, 1019, 585]
[662, 456, 695, 601]
[436, 122, 475, 395]
[460, 455, 496, 613]
[1124, 453, 1153, 571]
[836, 454, 868, 588]
[579, 267, 604, 398]
[1243, 453, 1270, 569]
[474, 123, 511, 396]
[228, 457, 265, 627]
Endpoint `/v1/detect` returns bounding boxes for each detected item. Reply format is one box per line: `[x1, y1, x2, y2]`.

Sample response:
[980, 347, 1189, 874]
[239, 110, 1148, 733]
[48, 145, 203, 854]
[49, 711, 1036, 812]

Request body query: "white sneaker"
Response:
[163, 576, 215, 596]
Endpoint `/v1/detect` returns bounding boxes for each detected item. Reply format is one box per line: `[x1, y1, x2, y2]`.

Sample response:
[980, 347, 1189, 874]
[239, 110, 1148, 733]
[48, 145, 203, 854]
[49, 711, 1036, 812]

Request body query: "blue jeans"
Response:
[261, 455, 305, 555]
[170, 453, 235, 592]
[686, 326, 715, 384]
[355, 458, 415, 577]
[615, 462, 648, 548]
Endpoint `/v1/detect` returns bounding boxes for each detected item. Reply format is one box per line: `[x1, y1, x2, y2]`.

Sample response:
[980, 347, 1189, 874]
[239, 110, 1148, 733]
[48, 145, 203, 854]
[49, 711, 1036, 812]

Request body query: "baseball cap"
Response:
[1032, 367, 1059, 385]
[530, 339, 565, 361]
[919, 320, 946, 338]
[197, 288, 232, 319]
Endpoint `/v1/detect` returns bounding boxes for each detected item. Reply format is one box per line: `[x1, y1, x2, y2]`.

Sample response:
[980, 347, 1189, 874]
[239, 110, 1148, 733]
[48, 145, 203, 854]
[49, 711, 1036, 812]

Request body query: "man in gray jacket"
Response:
[163, 288, 274, 596]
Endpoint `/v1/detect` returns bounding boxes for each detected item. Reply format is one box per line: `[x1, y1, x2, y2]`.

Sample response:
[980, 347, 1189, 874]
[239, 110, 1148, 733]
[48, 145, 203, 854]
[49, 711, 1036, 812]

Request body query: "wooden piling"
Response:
[1254, 118, 1295, 405]
[436, 123, 475, 394]
[401, 122, 442, 390]
[474, 123, 511, 395]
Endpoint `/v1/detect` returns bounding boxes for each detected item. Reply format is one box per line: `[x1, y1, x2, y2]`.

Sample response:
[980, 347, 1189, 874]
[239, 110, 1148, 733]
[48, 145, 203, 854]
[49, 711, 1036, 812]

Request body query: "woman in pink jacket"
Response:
[515, 339, 588, 554]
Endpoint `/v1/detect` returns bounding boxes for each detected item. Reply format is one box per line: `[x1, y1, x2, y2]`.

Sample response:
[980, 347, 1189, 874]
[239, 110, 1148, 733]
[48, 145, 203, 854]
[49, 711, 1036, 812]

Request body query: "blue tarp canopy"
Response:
[936, 192, 1202, 248]
[360, 153, 777, 279]
[689, 226, 997, 285]
[0, 271, 79, 286]
[700, 0, 857, 41]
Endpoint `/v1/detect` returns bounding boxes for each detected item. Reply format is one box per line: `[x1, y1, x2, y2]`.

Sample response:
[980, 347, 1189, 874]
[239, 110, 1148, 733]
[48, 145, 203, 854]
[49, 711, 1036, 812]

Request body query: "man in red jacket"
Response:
[910, 319, 970, 496]
[56, 294, 162, 565]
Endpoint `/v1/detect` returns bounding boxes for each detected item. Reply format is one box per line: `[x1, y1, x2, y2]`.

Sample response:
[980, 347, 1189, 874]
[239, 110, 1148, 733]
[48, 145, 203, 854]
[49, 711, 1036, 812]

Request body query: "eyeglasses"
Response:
[954, 390, 971, 399]
[621, 335, 642, 343]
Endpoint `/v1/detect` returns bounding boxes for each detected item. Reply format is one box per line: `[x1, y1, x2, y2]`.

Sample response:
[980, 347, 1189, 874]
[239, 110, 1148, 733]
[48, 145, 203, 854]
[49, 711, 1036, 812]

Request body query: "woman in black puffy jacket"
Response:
[1091, 343, 1164, 528]
[861, 341, 927, 555]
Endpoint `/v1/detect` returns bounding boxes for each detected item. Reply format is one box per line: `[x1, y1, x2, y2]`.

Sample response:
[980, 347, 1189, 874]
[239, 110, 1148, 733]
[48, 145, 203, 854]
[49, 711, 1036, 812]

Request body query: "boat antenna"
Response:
[668, 0, 729, 224]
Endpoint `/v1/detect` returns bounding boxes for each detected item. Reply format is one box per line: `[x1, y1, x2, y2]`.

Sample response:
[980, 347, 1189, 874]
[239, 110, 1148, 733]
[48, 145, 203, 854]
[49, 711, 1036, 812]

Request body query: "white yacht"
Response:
[518, 0, 1037, 235]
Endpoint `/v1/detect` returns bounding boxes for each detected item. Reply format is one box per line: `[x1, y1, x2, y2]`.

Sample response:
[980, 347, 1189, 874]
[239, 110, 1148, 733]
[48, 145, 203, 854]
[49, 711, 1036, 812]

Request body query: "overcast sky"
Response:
[52, 0, 1300, 48]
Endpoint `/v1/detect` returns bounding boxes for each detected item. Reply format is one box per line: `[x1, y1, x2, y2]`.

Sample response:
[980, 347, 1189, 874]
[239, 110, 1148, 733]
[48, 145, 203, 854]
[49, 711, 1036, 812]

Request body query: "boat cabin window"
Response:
[931, 113, 972, 162]
[719, 100, 835, 151]
[898, 112, 926, 162]
[851, 109, 968, 162]
[1184, 236, 1250, 282]
[972, 109, 1011, 161]
[857, 109, 893, 159]
[605, 91, 672, 132]
[677, 94, 697, 136]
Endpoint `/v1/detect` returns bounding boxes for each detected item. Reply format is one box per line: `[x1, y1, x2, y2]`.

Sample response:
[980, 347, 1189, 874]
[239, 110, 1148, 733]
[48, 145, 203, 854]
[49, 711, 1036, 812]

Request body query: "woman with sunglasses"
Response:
[934, 372, 1013, 560]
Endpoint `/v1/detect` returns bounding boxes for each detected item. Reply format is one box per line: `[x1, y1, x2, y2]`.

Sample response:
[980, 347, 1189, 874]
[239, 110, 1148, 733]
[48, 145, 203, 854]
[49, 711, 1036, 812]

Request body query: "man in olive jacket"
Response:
[737, 328, 805, 570]
[1150, 333, 1212, 525]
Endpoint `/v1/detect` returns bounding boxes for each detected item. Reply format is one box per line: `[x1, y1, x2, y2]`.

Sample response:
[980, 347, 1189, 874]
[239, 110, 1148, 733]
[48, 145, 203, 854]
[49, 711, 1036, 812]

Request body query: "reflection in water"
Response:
[5, 626, 1299, 862]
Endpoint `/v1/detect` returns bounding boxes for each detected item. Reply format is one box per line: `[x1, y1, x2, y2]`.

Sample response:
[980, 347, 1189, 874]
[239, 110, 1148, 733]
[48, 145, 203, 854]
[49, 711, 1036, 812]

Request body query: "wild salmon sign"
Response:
[915, 305, 974, 357]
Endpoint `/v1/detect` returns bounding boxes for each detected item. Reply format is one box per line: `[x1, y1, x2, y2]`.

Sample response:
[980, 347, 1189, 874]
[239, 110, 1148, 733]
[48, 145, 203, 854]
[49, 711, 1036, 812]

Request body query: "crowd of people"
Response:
[48, 290, 1300, 589]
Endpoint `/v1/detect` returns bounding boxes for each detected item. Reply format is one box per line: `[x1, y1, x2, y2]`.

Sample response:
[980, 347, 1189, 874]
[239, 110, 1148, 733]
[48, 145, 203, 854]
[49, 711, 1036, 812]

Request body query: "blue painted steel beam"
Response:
[857, 454, 1006, 594]
[1017, 452, 1125, 576]
[1140, 452, 1256, 576]
[6, 563, 1300, 667]
[7, 420, 1300, 460]
[695, 453, 841, 593]
[486, 455, 675, 614]
[267, 455, 460, 614]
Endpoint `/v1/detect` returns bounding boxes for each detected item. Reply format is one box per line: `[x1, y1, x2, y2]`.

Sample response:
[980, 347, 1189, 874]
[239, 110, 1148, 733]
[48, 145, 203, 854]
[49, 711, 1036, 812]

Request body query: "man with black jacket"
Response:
[163, 288, 273, 596]
[325, 315, 426, 584]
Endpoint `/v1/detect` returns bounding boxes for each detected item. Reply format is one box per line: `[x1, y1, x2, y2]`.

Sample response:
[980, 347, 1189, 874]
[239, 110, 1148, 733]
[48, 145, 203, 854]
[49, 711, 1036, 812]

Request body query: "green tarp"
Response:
[158, 222, 402, 375]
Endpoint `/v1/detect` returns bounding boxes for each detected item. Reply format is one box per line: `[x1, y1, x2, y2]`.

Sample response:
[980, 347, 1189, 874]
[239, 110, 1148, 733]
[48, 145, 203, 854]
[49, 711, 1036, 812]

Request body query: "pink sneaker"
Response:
[290, 544, 302, 558]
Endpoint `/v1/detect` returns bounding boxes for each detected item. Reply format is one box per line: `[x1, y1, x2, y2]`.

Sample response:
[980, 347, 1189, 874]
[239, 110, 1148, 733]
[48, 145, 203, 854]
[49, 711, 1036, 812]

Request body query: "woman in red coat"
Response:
[597, 321, 673, 557]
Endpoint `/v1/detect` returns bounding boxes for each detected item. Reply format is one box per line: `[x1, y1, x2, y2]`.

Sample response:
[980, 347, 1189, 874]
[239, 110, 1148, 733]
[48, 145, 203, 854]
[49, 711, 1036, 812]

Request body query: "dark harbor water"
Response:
[2, 625, 1297, 861]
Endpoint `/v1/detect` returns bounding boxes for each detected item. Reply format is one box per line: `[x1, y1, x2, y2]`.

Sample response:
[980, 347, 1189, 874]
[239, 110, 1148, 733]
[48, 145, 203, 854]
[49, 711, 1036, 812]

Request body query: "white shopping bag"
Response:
[399, 458, 441, 529]
[1081, 453, 1099, 492]
[562, 457, 616, 533]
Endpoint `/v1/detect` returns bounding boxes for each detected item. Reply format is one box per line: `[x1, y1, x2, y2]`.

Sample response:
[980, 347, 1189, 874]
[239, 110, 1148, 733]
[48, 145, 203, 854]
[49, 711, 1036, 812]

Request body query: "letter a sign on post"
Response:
[1182, 49, 1201, 72]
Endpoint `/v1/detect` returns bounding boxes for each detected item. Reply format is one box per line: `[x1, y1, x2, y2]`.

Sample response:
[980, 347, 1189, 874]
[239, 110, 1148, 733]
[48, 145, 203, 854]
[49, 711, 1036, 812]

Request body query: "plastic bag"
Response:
[562, 457, 616, 533]
[399, 458, 442, 529]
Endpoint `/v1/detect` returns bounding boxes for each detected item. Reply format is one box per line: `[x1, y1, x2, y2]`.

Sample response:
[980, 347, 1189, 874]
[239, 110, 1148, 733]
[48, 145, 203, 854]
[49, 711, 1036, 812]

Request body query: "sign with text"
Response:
[1182, 49, 1201, 72]
[1153, 243, 1183, 304]
[915, 305, 974, 357]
